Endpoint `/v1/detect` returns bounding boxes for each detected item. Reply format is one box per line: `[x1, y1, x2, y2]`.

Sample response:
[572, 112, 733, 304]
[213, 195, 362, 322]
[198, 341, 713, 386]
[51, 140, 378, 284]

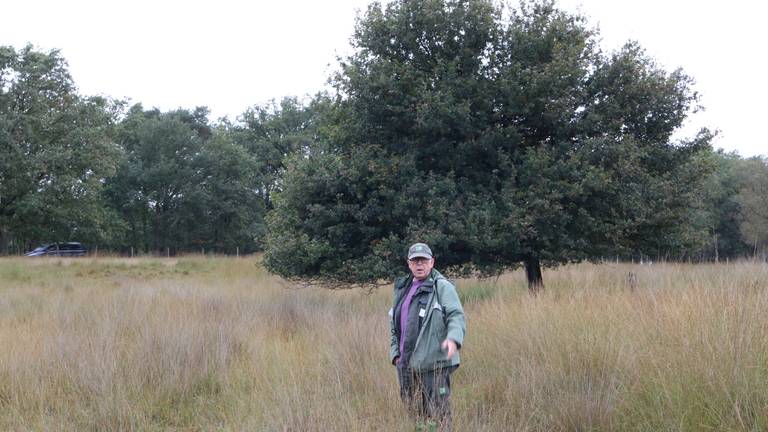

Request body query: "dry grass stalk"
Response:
[0, 257, 766, 430]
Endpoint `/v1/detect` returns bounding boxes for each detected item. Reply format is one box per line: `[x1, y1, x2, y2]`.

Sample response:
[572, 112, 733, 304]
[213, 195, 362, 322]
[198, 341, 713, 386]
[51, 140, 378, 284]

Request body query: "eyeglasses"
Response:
[408, 257, 431, 264]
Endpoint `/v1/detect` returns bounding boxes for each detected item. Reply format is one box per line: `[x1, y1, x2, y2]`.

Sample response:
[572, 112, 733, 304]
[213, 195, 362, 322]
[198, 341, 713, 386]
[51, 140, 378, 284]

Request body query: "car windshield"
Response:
[30, 245, 51, 252]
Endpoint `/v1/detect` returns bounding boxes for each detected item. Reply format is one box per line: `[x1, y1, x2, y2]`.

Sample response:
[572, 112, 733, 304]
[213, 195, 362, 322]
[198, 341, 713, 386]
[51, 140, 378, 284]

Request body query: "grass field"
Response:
[1, 256, 768, 431]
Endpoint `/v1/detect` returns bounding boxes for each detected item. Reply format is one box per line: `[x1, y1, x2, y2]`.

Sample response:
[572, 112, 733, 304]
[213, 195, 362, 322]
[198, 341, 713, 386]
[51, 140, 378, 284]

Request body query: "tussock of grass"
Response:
[459, 281, 501, 304]
[0, 257, 767, 430]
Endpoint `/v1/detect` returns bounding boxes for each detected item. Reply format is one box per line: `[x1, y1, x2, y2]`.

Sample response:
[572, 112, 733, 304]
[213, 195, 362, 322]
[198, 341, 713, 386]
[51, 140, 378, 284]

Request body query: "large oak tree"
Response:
[264, 0, 712, 290]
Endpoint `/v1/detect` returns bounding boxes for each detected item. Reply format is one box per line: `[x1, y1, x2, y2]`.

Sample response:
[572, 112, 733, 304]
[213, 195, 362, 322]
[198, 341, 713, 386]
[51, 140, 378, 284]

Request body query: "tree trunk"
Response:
[524, 256, 544, 294]
[0, 227, 8, 256]
[154, 207, 162, 254]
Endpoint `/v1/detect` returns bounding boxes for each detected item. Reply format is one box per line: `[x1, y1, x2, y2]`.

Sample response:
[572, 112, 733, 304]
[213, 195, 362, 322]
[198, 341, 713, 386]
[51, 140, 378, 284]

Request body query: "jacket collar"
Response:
[397, 269, 440, 291]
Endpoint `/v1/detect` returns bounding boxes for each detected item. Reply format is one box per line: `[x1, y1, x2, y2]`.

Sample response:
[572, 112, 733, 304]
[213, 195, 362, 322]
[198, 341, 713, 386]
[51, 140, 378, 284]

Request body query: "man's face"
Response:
[408, 257, 434, 280]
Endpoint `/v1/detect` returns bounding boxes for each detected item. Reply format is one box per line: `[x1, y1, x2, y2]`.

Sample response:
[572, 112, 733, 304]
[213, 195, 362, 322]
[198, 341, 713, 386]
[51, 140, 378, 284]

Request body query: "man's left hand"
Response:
[441, 339, 458, 359]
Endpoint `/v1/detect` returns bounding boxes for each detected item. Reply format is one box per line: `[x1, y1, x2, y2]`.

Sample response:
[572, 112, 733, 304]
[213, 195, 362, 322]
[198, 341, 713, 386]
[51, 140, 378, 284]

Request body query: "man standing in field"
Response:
[390, 243, 466, 431]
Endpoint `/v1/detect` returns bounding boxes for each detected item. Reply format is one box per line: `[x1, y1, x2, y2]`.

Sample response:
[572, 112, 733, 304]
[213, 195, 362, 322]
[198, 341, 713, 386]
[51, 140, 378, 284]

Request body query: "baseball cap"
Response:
[408, 243, 433, 260]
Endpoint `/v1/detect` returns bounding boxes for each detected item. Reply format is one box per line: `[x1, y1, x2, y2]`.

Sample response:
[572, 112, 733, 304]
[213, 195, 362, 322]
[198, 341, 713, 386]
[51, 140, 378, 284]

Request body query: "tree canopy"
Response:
[736, 157, 768, 255]
[263, 0, 713, 289]
[0, 45, 122, 251]
[3, 8, 766, 274]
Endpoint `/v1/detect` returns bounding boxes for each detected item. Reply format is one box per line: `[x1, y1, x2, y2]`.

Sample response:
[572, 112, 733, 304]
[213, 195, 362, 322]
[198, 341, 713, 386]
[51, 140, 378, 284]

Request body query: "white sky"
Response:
[2, 0, 765, 157]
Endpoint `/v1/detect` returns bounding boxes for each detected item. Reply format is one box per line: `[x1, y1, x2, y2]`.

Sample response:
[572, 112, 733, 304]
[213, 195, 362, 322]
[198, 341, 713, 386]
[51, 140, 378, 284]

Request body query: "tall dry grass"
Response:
[0, 257, 767, 430]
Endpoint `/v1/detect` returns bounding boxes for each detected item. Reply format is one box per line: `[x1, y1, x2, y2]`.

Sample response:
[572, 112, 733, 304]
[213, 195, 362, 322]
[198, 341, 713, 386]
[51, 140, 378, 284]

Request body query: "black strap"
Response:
[433, 275, 448, 327]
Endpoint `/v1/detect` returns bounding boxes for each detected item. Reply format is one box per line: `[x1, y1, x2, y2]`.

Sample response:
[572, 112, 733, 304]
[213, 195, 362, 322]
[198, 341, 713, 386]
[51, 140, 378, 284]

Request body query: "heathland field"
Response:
[1, 257, 768, 431]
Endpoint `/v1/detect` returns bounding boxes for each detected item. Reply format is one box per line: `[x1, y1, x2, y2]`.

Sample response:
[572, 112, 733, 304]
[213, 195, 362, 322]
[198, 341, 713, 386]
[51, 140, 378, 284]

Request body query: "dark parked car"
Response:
[25, 242, 88, 257]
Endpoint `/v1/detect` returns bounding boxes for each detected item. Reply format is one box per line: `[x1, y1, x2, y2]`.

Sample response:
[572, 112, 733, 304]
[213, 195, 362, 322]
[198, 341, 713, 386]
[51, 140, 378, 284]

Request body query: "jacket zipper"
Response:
[409, 288, 436, 368]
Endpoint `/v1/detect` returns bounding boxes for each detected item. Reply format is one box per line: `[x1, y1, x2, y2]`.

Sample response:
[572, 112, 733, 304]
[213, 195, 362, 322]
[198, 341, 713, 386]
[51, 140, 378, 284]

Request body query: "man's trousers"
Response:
[396, 363, 457, 428]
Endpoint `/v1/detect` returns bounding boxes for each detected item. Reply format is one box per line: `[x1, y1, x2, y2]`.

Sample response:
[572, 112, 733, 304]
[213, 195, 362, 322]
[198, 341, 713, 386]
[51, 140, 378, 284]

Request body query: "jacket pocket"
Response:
[416, 298, 429, 330]
[411, 304, 448, 370]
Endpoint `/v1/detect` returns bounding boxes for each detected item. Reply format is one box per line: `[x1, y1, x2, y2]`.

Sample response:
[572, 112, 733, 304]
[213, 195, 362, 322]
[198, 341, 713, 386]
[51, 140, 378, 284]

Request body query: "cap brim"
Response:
[408, 253, 432, 260]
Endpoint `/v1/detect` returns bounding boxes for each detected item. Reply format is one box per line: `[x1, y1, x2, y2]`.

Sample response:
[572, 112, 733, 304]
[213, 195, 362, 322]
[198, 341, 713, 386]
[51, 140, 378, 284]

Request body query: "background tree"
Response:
[0, 45, 122, 254]
[107, 105, 209, 254]
[232, 96, 331, 211]
[736, 157, 768, 257]
[184, 126, 264, 253]
[264, 0, 712, 290]
[692, 150, 752, 261]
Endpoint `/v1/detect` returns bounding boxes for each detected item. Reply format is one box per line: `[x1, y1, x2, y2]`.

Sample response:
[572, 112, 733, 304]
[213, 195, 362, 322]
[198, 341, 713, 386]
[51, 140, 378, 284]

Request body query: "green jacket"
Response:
[389, 269, 466, 372]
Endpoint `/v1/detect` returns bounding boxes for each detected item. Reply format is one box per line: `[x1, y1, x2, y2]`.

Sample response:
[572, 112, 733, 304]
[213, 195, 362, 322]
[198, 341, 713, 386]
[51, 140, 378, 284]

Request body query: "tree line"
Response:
[0, 44, 321, 256]
[2, 0, 767, 289]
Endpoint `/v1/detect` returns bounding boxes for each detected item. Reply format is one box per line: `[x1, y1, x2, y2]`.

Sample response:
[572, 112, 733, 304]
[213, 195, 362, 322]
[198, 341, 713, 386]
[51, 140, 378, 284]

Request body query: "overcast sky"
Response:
[2, 0, 765, 156]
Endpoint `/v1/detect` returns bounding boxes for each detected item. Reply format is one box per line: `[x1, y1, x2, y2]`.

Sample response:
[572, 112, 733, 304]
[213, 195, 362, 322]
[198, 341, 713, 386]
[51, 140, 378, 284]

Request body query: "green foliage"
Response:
[264, 0, 713, 286]
[692, 150, 752, 260]
[106, 105, 207, 252]
[7, 23, 766, 264]
[186, 127, 264, 252]
[0, 45, 123, 251]
[106, 105, 265, 254]
[736, 157, 768, 255]
[232, 96, 332, 210]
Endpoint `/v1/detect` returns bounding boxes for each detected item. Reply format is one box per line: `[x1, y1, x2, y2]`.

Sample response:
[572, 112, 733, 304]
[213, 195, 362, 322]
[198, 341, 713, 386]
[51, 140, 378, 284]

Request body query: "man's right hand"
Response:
[392, 356, 400, 365]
